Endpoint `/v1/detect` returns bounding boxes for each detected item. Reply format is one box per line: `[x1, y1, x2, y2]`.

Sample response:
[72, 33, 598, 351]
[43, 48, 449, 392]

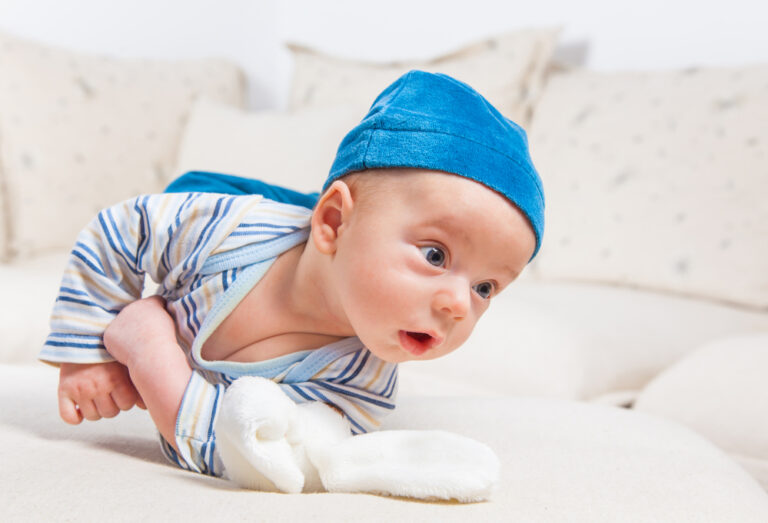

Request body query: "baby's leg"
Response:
[103, 296, 191, 451]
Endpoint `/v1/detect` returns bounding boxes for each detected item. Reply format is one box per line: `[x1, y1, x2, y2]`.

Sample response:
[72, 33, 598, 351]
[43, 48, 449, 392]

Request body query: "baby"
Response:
[40, 70, 545, 477]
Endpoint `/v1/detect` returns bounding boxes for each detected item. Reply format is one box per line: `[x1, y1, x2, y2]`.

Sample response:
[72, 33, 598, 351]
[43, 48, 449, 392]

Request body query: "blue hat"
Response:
[324, 70, 545, 259]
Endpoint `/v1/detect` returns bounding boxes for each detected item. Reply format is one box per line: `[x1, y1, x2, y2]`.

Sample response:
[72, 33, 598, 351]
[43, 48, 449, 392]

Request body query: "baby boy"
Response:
[40, 70, 545, 477]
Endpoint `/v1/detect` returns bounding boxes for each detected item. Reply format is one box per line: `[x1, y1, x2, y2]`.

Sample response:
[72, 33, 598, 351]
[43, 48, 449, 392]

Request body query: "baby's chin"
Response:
[361, 340, 416, 364]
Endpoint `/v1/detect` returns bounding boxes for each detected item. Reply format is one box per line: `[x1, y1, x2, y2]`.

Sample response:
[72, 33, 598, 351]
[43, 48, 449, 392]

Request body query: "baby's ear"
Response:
[311, 180, 354, 254]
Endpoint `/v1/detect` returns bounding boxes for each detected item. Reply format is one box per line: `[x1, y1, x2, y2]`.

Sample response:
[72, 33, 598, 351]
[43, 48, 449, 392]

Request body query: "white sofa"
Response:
[1, 29, 767, 521]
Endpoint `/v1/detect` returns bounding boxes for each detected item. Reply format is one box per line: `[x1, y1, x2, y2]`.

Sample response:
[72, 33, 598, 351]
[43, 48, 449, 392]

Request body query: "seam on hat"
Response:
[377, 127, 545, 205]
[361, 120, 379, 169]
[388, 71, 413, 106]
[361, 73, 412, 169]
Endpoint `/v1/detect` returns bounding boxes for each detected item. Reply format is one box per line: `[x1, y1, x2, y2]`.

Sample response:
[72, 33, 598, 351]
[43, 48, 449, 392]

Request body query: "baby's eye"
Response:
[420, 246, 447, 268]
[473, 281, 495, 299]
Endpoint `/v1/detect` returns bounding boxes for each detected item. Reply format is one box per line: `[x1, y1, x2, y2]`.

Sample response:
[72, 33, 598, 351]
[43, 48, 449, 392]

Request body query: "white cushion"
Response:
[0, 251, 69, 364]
[0, 31, 245, 259]
[287, 29, 560, 127]
[174, 97, 363, 192]
[399, 280, 768, 401]
[3, 364, 766, 521]
[528, 67, 768, 308]
[0, 250, 158, 365]
[0, 188, 7, 261]
[634, 334, 768, 490]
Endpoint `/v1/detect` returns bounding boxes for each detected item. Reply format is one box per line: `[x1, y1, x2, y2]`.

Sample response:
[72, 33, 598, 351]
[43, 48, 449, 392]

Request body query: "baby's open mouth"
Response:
[399, 330, 440, 356]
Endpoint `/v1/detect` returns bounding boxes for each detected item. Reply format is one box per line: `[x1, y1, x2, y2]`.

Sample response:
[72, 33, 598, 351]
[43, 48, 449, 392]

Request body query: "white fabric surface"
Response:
[528, 67, 768, 309]
[0, 182, 7, 260]
[2, 363, 767, 522]
[0, 251, 68, 364]
[634, 334, 768, 490]
[0, 30, 245, 259]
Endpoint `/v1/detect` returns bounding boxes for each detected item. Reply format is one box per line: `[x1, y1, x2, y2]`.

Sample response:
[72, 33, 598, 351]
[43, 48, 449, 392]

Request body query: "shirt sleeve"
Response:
[169, 364, 399, 477]
[171, 371, 226, 476]
[40, 192, 262, 364]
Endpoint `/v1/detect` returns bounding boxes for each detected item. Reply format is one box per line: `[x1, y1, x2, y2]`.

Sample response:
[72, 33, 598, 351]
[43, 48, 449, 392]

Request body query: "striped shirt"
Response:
[40, 192, 399, 476]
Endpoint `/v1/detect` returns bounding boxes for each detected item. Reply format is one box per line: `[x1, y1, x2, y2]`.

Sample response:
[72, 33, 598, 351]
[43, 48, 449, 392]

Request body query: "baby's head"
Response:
[310, 71, 544, 363]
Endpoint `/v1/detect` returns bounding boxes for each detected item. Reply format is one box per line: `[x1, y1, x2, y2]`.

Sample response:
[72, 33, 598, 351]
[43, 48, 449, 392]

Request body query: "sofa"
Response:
[1, 28, 767, 521]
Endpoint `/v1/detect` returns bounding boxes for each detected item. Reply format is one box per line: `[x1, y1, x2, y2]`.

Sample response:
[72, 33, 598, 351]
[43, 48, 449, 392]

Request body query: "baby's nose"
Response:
[432, 279, 470, 321]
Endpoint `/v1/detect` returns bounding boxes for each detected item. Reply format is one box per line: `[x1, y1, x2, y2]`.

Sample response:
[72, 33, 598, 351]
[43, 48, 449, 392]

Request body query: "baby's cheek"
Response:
[453, 319, 478, 348]
[348, 265, 397, 318]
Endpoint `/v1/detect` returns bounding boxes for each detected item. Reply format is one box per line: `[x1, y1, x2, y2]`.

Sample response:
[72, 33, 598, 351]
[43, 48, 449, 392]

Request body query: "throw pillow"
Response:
[287, 29, 560, 127]
[528, 67, 768, 308]
[634, 334, 768, 490]
[0, 31, 245, 259]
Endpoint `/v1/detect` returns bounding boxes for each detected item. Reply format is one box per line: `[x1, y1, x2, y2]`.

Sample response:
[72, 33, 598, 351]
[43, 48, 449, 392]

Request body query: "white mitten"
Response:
[213, 376, 306, 493]
[216, 377, 500, 502]
[292, 400, 352, 492]
[306, 430, 500, 502]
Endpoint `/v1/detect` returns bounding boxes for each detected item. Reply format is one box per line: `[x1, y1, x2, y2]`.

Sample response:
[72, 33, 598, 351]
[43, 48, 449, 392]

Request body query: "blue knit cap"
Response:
[324, 70, 545, 259]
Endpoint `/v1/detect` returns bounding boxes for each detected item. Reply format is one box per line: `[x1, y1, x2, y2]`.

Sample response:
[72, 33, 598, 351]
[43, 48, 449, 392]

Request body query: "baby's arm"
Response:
[41, 192, 261, 365]
[103, 296, 191, 451]
[42, 193, 258, 428]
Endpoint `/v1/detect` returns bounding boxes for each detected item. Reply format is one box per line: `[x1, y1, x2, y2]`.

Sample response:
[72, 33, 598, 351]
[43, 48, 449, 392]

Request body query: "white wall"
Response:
[1, 0, 766, 109]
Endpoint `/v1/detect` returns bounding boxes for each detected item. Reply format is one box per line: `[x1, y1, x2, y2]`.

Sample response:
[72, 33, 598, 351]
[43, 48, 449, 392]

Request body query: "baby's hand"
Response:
[58, 361, 146, 424]
[103, 295, 176, 367]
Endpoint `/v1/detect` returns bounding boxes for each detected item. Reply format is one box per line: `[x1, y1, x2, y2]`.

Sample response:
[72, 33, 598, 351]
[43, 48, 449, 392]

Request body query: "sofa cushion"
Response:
[528, 66, 768, 309]
[634, 334, 768, 490]
[0, 31, 245, 259]
[0, 250, 161, 365]
[174, 97, 362, 192]
[3, 364, 767, 521]
[0, 186, 7, 261]
[287, 29, 559, 127]
[0, 251, 68, 364]
[399, 280, 768, 401]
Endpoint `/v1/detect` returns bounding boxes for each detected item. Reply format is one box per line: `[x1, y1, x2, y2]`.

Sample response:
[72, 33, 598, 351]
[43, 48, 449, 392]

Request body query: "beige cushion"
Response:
[0, 185, 7, 261]
[174, 97, 363, 192]
[0, 31, 245, 259]
[0, 251, 69, 364]
[528, 67, 768, 308]
[287, 29, 560, 127]
[634, 334, 768, 490]
[399, 280, 768, 401]
[0, 250, 161, 365]
[3, 363, 767, 521]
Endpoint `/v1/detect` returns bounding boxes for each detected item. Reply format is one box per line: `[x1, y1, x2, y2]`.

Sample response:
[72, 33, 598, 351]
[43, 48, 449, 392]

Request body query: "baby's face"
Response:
[329, 169, 536, 363]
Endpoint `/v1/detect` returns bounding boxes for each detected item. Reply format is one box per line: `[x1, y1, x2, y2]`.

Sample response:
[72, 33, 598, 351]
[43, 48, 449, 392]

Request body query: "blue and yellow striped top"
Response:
[39, 192, 398, 476]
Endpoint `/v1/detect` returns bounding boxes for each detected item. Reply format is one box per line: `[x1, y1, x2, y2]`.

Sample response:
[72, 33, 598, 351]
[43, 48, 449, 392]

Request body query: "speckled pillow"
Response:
[0, 31, 245, 260]
[528, 67, 768, 309]
[287, 29, 560, 127]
